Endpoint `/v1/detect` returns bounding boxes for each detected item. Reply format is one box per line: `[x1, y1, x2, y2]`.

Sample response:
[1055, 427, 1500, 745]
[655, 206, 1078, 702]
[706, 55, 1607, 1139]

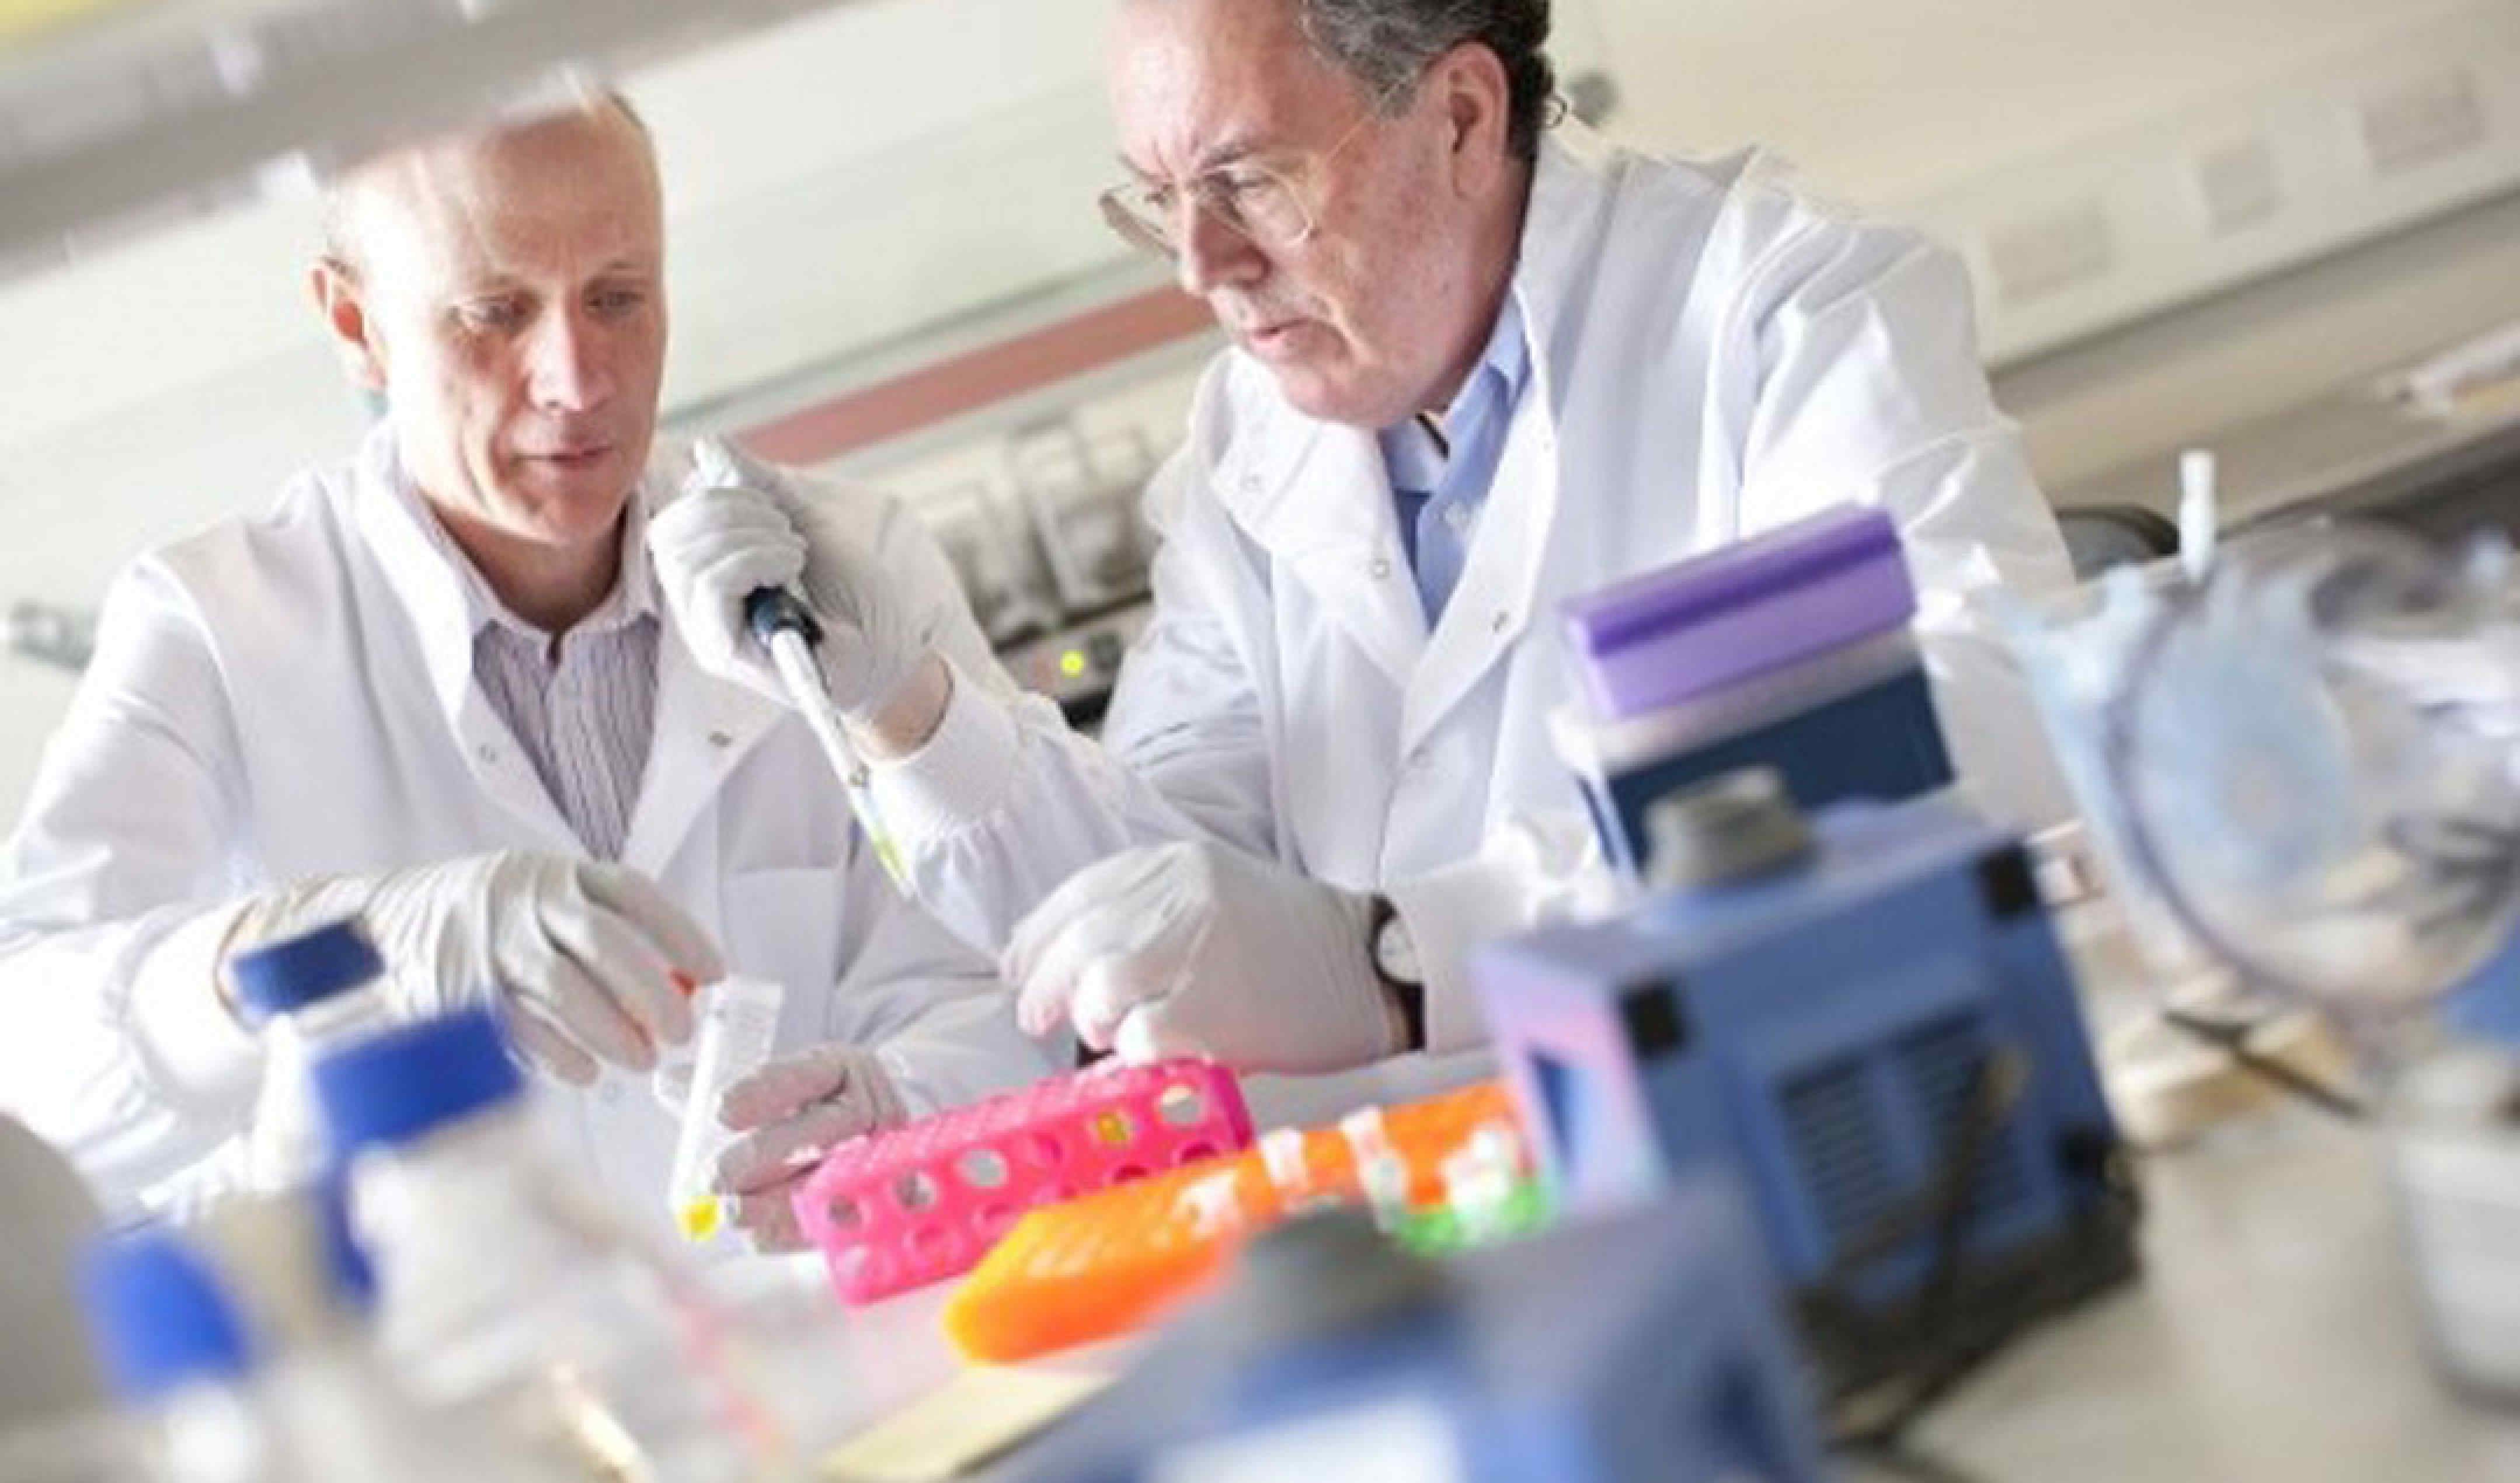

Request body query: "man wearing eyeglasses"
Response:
[653, 0, 2075, 1116]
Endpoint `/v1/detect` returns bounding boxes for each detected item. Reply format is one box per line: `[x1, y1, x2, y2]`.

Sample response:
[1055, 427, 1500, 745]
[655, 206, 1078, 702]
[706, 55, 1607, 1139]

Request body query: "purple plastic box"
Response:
[1561, 506, 1916, 722]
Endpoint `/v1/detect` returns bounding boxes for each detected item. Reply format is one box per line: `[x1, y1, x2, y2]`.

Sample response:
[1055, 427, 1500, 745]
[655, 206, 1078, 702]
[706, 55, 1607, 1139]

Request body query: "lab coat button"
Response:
[1369, 557, 1393, 580]
[708, 730, 733, 749]
[1443, 503, 1470, 532]
[1491, 610, 1514, 635]
[476, 743, 498, 765]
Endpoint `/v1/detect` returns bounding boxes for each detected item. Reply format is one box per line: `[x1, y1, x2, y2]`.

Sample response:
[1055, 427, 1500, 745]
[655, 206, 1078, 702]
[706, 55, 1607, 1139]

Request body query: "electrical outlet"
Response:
[1986, 200, 2118, 309]
[2354, 68, 2487, 178]
[2190, 135, 2285, 235]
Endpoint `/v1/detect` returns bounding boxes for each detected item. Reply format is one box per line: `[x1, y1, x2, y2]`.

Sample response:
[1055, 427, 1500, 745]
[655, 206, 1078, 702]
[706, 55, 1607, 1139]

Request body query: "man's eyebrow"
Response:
[447, 271, 527, 297]
[1116, 135, 1266, 184]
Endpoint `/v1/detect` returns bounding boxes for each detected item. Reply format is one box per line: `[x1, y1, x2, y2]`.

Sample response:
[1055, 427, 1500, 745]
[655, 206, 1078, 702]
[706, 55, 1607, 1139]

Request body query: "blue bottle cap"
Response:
[311, 1007, 524, 1160]
[79, 1233, 253, 1402]
[228, 918, 383, 1022]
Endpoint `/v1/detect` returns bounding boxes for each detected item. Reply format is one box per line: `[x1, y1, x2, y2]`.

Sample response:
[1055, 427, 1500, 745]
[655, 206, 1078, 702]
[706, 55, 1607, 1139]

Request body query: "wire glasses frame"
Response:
[1097, 74, 1421, 262]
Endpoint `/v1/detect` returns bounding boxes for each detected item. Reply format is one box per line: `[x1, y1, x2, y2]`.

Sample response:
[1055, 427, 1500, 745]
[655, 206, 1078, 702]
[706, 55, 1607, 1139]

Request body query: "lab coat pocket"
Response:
[720, 866, 849, 1028]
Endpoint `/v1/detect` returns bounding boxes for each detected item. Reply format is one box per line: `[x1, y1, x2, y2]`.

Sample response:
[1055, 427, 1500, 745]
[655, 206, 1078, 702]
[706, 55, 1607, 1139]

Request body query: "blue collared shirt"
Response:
[1377, 294, 1532, 626]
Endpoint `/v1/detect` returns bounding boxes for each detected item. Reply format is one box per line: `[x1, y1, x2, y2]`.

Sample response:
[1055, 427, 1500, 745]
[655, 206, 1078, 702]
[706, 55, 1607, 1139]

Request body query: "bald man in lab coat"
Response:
[0, 98, 1046, 1248]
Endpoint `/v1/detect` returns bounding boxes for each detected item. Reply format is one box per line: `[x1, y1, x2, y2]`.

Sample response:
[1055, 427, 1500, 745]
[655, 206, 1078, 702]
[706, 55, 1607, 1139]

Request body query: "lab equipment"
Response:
[311, 1008, 778, 1482]
[0, 1115, 107, 1438]
[2177, 448, 2219, 581]
[921, 481, 1061, 647]
[674, 435, 909, 890]
[79, 1211, 552, 1483]
[1005, 418, 1157, 616]
[794, 1059, 1251, 1307]
[1550, 504, 1955, 879]
[1009, 1185, 1830, 1483]
[747, 585, 907, 891]
[1, 0, 839, 277]
[942, 1081, 1529, 1364]
[664, 976, 788, 1244]
[3, 600, 95, 673]
[2094, 521, 2520, 1052]
[229, 918, 397, 1191]
[1475, 771, 2136, 1407]
[2391, 1047, 2520, 1401]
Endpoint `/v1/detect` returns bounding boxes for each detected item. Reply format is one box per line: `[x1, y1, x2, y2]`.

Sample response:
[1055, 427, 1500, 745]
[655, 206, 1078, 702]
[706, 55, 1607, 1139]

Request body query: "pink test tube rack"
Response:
[792, 1059, 1254, 1306]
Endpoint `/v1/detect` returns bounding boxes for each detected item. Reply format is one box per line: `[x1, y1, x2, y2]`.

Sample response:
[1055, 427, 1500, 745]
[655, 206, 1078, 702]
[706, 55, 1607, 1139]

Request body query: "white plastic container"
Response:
[81, 1210, 559, 1483]
[312, 1009, 781, 1482]
[2393, 1047, 2520, 1400]
[665, 977, 786, 1245]
[226, 920, 398, 1190]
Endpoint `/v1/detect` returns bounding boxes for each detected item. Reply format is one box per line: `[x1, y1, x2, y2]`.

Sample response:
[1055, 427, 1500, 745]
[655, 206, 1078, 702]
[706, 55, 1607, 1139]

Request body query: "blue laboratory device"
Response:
[1475, 772, 2136, 1402]
[1553, 506, 1955, 880]
[1014, 1183, 1830, 1483]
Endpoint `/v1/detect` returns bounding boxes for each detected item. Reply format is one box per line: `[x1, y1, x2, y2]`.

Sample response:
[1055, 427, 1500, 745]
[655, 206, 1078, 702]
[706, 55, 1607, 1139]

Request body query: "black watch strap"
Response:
[1370, 896, 1428, 1054]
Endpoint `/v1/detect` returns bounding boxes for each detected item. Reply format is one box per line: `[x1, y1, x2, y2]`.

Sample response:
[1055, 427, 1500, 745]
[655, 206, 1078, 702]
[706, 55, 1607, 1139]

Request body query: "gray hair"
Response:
[1296, 0, 1557, 161]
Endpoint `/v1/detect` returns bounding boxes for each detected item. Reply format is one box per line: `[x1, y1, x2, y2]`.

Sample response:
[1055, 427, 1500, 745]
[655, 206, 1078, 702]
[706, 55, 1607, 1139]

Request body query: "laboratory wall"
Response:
[4, 0, 2519, 820]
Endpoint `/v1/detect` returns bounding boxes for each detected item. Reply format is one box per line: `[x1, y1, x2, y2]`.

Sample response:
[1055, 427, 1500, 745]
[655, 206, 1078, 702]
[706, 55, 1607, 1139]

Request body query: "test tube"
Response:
[665, 976, 786, 1242]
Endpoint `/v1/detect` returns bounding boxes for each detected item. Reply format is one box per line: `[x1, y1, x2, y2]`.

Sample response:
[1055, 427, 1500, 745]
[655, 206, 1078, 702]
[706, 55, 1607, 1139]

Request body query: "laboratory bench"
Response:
[791, 901, 2520, 1482]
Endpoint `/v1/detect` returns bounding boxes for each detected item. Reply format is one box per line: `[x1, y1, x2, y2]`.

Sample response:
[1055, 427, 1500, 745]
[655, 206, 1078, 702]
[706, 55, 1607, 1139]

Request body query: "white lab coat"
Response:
[0, 425, 1047, 1230]
[872, 126, 2077, 1123]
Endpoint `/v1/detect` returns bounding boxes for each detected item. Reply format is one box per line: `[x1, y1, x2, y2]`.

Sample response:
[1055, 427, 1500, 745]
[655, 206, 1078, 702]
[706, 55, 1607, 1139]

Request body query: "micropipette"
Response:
[742, 587, 907, 890]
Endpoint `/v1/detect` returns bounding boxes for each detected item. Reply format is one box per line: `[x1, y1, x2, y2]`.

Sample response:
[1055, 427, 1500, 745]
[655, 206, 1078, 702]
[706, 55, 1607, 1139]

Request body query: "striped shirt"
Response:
[415, 491, 663, 862]
[473, 610, 659, 861]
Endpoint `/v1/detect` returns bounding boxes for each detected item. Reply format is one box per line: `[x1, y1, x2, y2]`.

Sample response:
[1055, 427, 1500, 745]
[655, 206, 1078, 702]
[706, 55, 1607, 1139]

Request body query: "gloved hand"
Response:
[1004, 841, 1401, 1075]
[224, 852, 719, 1085]
[706, 1043, 910, 1252]
[649, 439, 930, 724]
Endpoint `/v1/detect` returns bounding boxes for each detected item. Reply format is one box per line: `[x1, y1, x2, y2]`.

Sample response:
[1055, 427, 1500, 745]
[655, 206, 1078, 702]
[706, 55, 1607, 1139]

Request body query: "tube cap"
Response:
[228, 918, 382, 1022]
[79, 1234, 252, 1402]
[312, 1008, 523, 1160]
[1645, 768, 1815, 892]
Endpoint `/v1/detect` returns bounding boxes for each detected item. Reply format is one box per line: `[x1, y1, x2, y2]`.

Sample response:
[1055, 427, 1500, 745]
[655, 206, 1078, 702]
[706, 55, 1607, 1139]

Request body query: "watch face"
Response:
[1374, 911, 1422, 986]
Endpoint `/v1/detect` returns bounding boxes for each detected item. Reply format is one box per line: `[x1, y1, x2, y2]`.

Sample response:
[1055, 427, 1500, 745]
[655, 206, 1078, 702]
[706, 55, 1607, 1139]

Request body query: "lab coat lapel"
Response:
[617, 619, 786, 879]
[1395, 133, 1609, 754]
[351, 430, 579, 851]
[1221, 403, 1428, 691]
[1401, 385, 1558, 754]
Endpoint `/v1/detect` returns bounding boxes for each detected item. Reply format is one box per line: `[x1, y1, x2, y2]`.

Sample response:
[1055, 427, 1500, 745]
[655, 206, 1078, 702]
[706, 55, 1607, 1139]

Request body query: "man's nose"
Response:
[1175, 200, 1264, 299]
[525, 308, 616, 413]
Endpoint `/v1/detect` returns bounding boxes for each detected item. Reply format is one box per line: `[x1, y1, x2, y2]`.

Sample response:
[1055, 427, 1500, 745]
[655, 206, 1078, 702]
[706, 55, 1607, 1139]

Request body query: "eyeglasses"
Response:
[1098, 76, 1415, 262]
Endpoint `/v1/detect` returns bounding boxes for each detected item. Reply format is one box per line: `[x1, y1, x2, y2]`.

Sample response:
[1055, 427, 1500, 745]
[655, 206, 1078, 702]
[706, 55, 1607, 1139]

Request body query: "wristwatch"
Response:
[1368, 895, 1428, 1054]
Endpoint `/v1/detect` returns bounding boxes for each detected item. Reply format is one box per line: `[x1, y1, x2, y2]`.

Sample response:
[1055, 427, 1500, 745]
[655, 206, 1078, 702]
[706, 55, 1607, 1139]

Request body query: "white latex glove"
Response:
[1004, 841, 1401, 1075]
[649, 438, 930, 722]
[707, 1043, 910, 1252]
[224, 852, 719, 1086]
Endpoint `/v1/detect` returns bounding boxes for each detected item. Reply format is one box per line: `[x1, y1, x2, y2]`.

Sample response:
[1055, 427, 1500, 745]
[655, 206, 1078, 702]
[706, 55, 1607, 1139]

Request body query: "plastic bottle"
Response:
[79, 1214, 555, 1483]
[228, 920, 398, 1191]
[664, 977, 786, 1245]
[0, 1113, 135, 1483]
[311, 1008, 781, 1482]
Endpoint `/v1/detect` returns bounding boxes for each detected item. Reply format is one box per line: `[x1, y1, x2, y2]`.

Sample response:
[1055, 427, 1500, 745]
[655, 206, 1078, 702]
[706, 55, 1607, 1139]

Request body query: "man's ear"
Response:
[309, 257, 388, 394]
[1434, 41, 1514, 197]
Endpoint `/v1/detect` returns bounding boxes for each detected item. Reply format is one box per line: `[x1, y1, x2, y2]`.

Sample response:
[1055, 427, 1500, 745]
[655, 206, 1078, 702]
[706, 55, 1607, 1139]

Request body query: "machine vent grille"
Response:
[1780, 1057, 1902, 1251]
[1898, 1016, 2033, 1221]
